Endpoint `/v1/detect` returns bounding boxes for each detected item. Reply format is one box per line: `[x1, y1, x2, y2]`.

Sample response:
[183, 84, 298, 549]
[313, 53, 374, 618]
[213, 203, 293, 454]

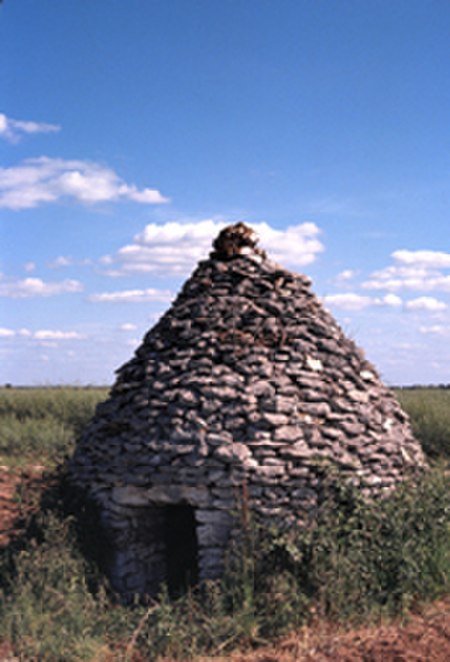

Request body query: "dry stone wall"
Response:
[70, 223, 426, 600]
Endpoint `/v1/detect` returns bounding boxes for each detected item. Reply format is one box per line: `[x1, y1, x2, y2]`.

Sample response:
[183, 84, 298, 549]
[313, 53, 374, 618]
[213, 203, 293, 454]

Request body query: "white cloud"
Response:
[323, 293, 372, 311]
[109, 219, 223, 276]
[404, 296, 447, 312]
[323, 292, 403, 311]
[324, 291, 449, 314]
[378, 293, 403, 307]
[363, 267, 450, 293]
[0, 113, 60, 143]
[102, 219, 324, 277]
[257, 221, 324, 267]
[419, 325, 450, 335]
[0, 157, 169, 210]
[48, 256, 73, 268]
[48, 256, 92, 269]
[24, 261, 36, 273]
[334, 269, 357, 284]
[0, 327, 84, 341]
[0, 276, 83, 298]
[122, 186, 167, 204]
[392, 249, 450, 269]
[34, 330, 85, 341]
[363, 248, 450, 293]
[119, 323, 138, 332]
[89, 288, 173, 303]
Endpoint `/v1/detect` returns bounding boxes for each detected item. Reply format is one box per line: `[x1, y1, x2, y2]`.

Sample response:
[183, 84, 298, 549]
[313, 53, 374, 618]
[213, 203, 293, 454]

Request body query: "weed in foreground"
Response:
[0, 467, 448, 660]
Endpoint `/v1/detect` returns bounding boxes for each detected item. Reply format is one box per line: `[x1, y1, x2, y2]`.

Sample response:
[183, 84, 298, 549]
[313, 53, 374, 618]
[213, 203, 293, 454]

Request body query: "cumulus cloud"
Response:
[323, 292, 403, 311]
[48, 256, 73, 268]
[89, 288, 173, 303]
[119, 323, 138, 332]
[325, 291, 447, 314]
[0, 113, 60, 143]
[419, 324, 450, 335]
[47, 256, 92, 269]
[0, 277, 83, 298]
[379, 293, 403, 307]
[102, 219, 324, 277]
[0, 157, 169, 210]
[258, 221, 324, 267]
[0, 327, 84, 340]
[334, 269, 357, 284]
[392, 249, 450, 269]
[363, 249, 450, 293]
[404, 296, 447, 312]
[34, 330, 85, 341]
[363, 267, 450, 293]
[323, 293, 373, 311]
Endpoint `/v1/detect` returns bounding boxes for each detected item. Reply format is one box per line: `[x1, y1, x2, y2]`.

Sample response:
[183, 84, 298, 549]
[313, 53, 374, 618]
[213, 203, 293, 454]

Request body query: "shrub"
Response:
[262, 469, 450, 621]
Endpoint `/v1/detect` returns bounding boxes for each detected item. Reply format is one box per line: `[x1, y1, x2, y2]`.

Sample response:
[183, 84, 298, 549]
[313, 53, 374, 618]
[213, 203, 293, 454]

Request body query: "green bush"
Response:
[298, 469, 450, 619]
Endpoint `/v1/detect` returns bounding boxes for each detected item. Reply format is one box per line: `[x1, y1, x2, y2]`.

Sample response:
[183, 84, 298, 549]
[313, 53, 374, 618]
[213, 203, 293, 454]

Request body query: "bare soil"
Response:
[1, 466, 449, 662]
[0, 464, 45, 546]
[212, 597, 450, 662]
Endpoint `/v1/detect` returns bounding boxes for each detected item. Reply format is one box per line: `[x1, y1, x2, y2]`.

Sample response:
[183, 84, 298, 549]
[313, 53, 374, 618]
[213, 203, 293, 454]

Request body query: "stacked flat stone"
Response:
[69, 223, 426, 599]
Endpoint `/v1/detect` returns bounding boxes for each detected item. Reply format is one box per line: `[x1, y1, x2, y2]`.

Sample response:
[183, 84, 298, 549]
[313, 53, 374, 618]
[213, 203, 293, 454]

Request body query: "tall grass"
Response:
[0, 387, 107, 466]
[395, 387, 450, 460]
[0, 503, 132, 660]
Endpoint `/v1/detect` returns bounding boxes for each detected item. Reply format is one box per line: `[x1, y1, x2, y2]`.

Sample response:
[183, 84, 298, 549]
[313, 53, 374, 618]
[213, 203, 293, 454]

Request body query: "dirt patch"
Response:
[200, 598, 450, 662]
[0, 465, 45, 546]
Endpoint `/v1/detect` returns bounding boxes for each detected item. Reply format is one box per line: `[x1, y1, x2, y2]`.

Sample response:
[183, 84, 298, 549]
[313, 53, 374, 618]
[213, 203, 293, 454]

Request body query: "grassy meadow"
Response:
[0, 385, 449, 660]
[396, 386, 450, 460]
[0, 386, 107, 467]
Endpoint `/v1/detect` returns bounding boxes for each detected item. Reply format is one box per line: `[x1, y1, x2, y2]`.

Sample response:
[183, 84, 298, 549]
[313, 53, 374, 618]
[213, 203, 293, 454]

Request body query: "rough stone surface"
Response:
[69, 222, 426, 601]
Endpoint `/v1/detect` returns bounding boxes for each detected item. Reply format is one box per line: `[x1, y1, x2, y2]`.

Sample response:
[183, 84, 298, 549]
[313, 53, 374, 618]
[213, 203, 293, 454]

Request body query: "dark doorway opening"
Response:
[163, 504, 199, 596]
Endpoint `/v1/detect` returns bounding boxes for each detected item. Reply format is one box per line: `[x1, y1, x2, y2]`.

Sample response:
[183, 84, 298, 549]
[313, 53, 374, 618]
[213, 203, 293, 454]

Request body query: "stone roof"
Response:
[70, 223, 426, 516]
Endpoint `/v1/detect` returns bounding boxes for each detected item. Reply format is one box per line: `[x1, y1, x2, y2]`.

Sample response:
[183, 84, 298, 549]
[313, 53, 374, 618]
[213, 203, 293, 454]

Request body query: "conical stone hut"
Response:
[69, 223, 426, 600]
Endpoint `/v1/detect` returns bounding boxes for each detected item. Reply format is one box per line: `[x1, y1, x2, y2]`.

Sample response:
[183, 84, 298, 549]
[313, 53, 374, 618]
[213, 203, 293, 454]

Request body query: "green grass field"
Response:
[396, 387, 450, 460]
[0, 387, 107, 467]
[0, 386, 449, 660]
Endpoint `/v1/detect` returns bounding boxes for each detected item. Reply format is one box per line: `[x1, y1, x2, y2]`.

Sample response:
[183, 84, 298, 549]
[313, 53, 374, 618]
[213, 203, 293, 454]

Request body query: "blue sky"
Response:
[1, 0, 450, 386]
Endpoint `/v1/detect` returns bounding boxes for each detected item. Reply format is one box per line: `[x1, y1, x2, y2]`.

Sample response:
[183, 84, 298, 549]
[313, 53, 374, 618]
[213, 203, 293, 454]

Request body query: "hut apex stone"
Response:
[69, 222, 426, 601]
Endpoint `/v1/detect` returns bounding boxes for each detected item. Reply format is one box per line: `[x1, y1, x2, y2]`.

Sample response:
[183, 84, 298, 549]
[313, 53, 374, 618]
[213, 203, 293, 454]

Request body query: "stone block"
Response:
[274, 425, 302, 442]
